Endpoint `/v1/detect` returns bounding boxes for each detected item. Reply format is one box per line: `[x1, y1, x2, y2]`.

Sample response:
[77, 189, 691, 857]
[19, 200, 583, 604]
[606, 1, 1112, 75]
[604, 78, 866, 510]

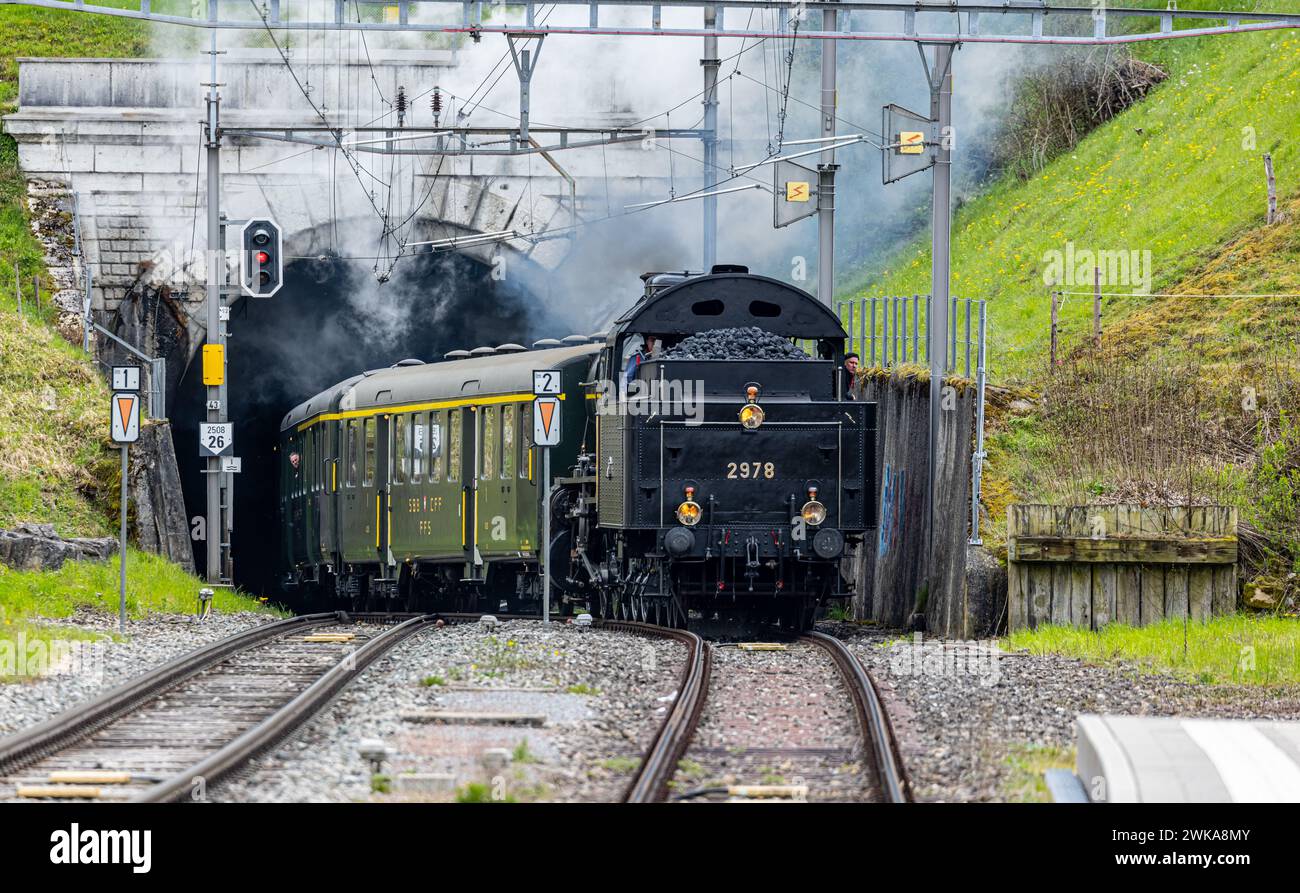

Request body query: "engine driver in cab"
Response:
[843, 352, 860, 399]
[624, 334, 658, 390]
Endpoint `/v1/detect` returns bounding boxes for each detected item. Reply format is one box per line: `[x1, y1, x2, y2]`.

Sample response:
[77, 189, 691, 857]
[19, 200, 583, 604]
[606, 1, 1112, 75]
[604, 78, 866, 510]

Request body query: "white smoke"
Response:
[148, 5, 1065, 331]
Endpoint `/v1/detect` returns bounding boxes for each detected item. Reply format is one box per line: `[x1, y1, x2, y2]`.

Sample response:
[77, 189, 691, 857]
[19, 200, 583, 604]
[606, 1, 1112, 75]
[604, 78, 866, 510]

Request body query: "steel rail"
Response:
[135, 613, 439, 803]
[802, 631, 910, 803]
[596, 620, 711, 803]
[0, 612, 340, 778]
[133, 612, 437, 802]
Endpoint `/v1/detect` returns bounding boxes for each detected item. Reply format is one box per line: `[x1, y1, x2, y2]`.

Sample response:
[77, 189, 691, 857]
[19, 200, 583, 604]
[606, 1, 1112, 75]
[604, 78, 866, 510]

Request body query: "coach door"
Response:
[461, 407, 479, 579]
[375, 414, 394, 569]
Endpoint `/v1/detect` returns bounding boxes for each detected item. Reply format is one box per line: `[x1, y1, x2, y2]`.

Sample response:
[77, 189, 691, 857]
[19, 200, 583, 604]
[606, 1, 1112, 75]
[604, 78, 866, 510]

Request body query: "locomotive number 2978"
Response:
[726, 461, 775, 479]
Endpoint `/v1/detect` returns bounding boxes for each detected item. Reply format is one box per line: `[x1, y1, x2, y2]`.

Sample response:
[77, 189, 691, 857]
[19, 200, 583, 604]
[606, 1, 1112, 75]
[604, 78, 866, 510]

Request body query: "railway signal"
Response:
[239, 218, 283, 298]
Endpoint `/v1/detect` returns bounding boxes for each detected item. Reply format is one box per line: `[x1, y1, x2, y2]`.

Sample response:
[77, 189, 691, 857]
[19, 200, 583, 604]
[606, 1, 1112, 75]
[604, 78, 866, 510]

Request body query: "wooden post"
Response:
[14, 262, 21, 318]
[33, 275, 40, 312]
[1264, 153, 1277, 224]
[1093, 266, 1102, 345]
[1049, 291, 1059, 372]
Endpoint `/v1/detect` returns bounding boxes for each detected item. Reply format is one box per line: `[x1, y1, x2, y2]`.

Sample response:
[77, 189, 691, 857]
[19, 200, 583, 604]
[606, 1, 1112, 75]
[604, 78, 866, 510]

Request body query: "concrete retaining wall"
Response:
[852, 370, 987, 638]
[3, 57, 677, 326]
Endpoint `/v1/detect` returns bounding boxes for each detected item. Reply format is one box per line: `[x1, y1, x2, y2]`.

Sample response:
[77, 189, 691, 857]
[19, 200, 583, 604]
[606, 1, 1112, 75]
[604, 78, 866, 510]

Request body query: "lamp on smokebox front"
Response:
[801, 486, 827, 527]
[240, 218, 283, 298]
[739, 385, 765, 429]
[676, 486, 702, 526]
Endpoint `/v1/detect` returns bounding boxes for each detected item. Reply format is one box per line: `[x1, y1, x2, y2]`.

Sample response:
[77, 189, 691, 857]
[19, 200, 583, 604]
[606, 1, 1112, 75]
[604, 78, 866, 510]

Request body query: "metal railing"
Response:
[835, 294, 988, 545]
[835, 295, 985, 379]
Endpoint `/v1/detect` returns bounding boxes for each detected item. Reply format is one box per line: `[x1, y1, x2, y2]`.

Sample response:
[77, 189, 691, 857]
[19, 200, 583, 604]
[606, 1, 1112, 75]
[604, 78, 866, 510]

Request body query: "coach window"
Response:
[323, 425, 333, 491]
[393, 415, 408, 484]
[411, 412, 426, 482]
[501, 405, 515, 479]
[305, 430, 314, 495]
[448, 410, 461, 483]
[481, 406, 496, 481]
[346, 420, 358, 486]
[519, 402, 533, 480]
[363, 418, 376, 486]
[434, 410, 444, 480]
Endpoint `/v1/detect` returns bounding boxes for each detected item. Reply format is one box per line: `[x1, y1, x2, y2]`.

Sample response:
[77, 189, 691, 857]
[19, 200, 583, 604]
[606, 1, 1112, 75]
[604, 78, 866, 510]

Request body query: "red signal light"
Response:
[256, 251, 270, 265]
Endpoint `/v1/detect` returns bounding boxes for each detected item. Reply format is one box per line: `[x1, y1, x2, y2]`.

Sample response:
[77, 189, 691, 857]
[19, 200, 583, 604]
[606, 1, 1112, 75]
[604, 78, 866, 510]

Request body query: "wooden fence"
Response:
[1007, 504, 1237, 631]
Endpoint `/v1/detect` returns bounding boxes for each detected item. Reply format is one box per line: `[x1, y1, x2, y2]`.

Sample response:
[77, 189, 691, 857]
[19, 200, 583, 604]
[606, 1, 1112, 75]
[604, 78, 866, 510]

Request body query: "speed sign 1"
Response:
[200, 423, 234, 457]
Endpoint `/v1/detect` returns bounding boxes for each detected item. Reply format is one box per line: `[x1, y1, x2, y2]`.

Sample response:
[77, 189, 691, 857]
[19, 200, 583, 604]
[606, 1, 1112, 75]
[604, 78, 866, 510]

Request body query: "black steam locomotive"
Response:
[279, 266, 877, 635]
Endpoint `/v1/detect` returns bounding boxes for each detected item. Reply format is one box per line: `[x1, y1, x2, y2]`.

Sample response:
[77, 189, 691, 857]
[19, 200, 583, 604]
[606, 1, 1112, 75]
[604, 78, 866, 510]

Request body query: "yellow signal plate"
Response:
[785, 181, 810, 202]
[202, 343, 225, 386]
[897, 131, 925, 155]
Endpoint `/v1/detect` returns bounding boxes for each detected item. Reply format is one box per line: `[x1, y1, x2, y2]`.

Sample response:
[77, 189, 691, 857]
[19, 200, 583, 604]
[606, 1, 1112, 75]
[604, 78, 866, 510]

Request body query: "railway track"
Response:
[0, 611, 437, 803]
[593, 620, 712, 803]
[611, 622, 908, 803]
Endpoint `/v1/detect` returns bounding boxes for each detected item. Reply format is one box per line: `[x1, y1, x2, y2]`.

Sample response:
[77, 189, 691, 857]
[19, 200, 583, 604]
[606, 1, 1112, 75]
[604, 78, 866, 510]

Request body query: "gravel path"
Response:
[0, 610, 277, 739]
[212, 620, 685, 803]
[824, 622, 1300, 802]
[668, 641, 876, 801]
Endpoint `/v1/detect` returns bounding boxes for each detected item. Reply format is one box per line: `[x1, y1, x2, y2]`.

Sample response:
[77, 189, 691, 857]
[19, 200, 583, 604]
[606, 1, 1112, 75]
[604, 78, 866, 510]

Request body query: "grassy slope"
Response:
[0, 11, 270, 664]
[0, 9, 151, 534]
[857, 6, 1300, 384]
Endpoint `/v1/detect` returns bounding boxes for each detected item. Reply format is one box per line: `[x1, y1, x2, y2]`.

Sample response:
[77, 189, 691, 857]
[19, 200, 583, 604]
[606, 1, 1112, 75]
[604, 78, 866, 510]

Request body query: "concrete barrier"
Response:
[852, 369, 986, 637]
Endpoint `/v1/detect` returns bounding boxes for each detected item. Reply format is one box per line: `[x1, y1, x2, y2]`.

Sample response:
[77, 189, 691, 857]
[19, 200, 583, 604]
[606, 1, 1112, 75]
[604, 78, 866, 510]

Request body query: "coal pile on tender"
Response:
[661, 327, 810, 361]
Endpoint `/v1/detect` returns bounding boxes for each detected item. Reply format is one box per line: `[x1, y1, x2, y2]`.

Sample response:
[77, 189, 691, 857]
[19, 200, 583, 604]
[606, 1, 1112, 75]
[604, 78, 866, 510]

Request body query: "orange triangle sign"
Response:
[538, 399, 556, 436]
[116, 395, 134, 431]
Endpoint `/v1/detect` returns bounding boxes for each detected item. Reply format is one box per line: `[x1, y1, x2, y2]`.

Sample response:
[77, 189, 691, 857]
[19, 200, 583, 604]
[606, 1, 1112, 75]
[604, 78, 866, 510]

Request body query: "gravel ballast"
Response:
[826, 623, 1300, 802]
[0, 610, 277, 739]
[212, 620, 685, 803]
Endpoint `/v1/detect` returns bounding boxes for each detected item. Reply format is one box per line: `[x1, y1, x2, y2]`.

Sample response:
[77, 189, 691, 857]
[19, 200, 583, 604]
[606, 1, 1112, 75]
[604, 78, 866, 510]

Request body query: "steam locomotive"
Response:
[279, 266, 877, 635]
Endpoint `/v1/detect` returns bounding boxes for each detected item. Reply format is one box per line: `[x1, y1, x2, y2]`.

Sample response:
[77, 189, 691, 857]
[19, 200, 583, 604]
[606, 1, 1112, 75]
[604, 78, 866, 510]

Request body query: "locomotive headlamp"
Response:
[677, 486, 702, 526]
[801, 486, 827, 526]
[739, 385, 764, 429]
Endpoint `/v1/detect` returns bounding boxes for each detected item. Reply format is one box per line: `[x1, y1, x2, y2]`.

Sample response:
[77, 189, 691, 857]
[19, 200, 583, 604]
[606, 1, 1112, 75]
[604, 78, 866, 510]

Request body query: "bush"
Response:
[992, 50, 1166, 181]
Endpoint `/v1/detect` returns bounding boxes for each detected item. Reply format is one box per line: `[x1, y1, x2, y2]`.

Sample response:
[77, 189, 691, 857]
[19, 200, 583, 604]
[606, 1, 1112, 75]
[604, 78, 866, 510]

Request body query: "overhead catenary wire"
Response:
[237, 3, 816, 267]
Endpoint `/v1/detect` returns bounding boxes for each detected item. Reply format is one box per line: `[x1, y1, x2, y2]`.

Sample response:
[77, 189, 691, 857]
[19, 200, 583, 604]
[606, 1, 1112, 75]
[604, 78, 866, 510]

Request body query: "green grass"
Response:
[455, 781, 514, 803]
[855, 1, 1300, 385]
[511, 738, 537, 764]
[1001, 744, 1076, 803]
[0, 549, 277, 681]
[0, 8, 161, 536]
[420, 674, 446, 687]
[1003, 614, 1300, 685]
[565, 682, 599, 695]
[0, 548, 273, 620]
[1, 8, 154, 275]
[599, 756, 641, 773]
